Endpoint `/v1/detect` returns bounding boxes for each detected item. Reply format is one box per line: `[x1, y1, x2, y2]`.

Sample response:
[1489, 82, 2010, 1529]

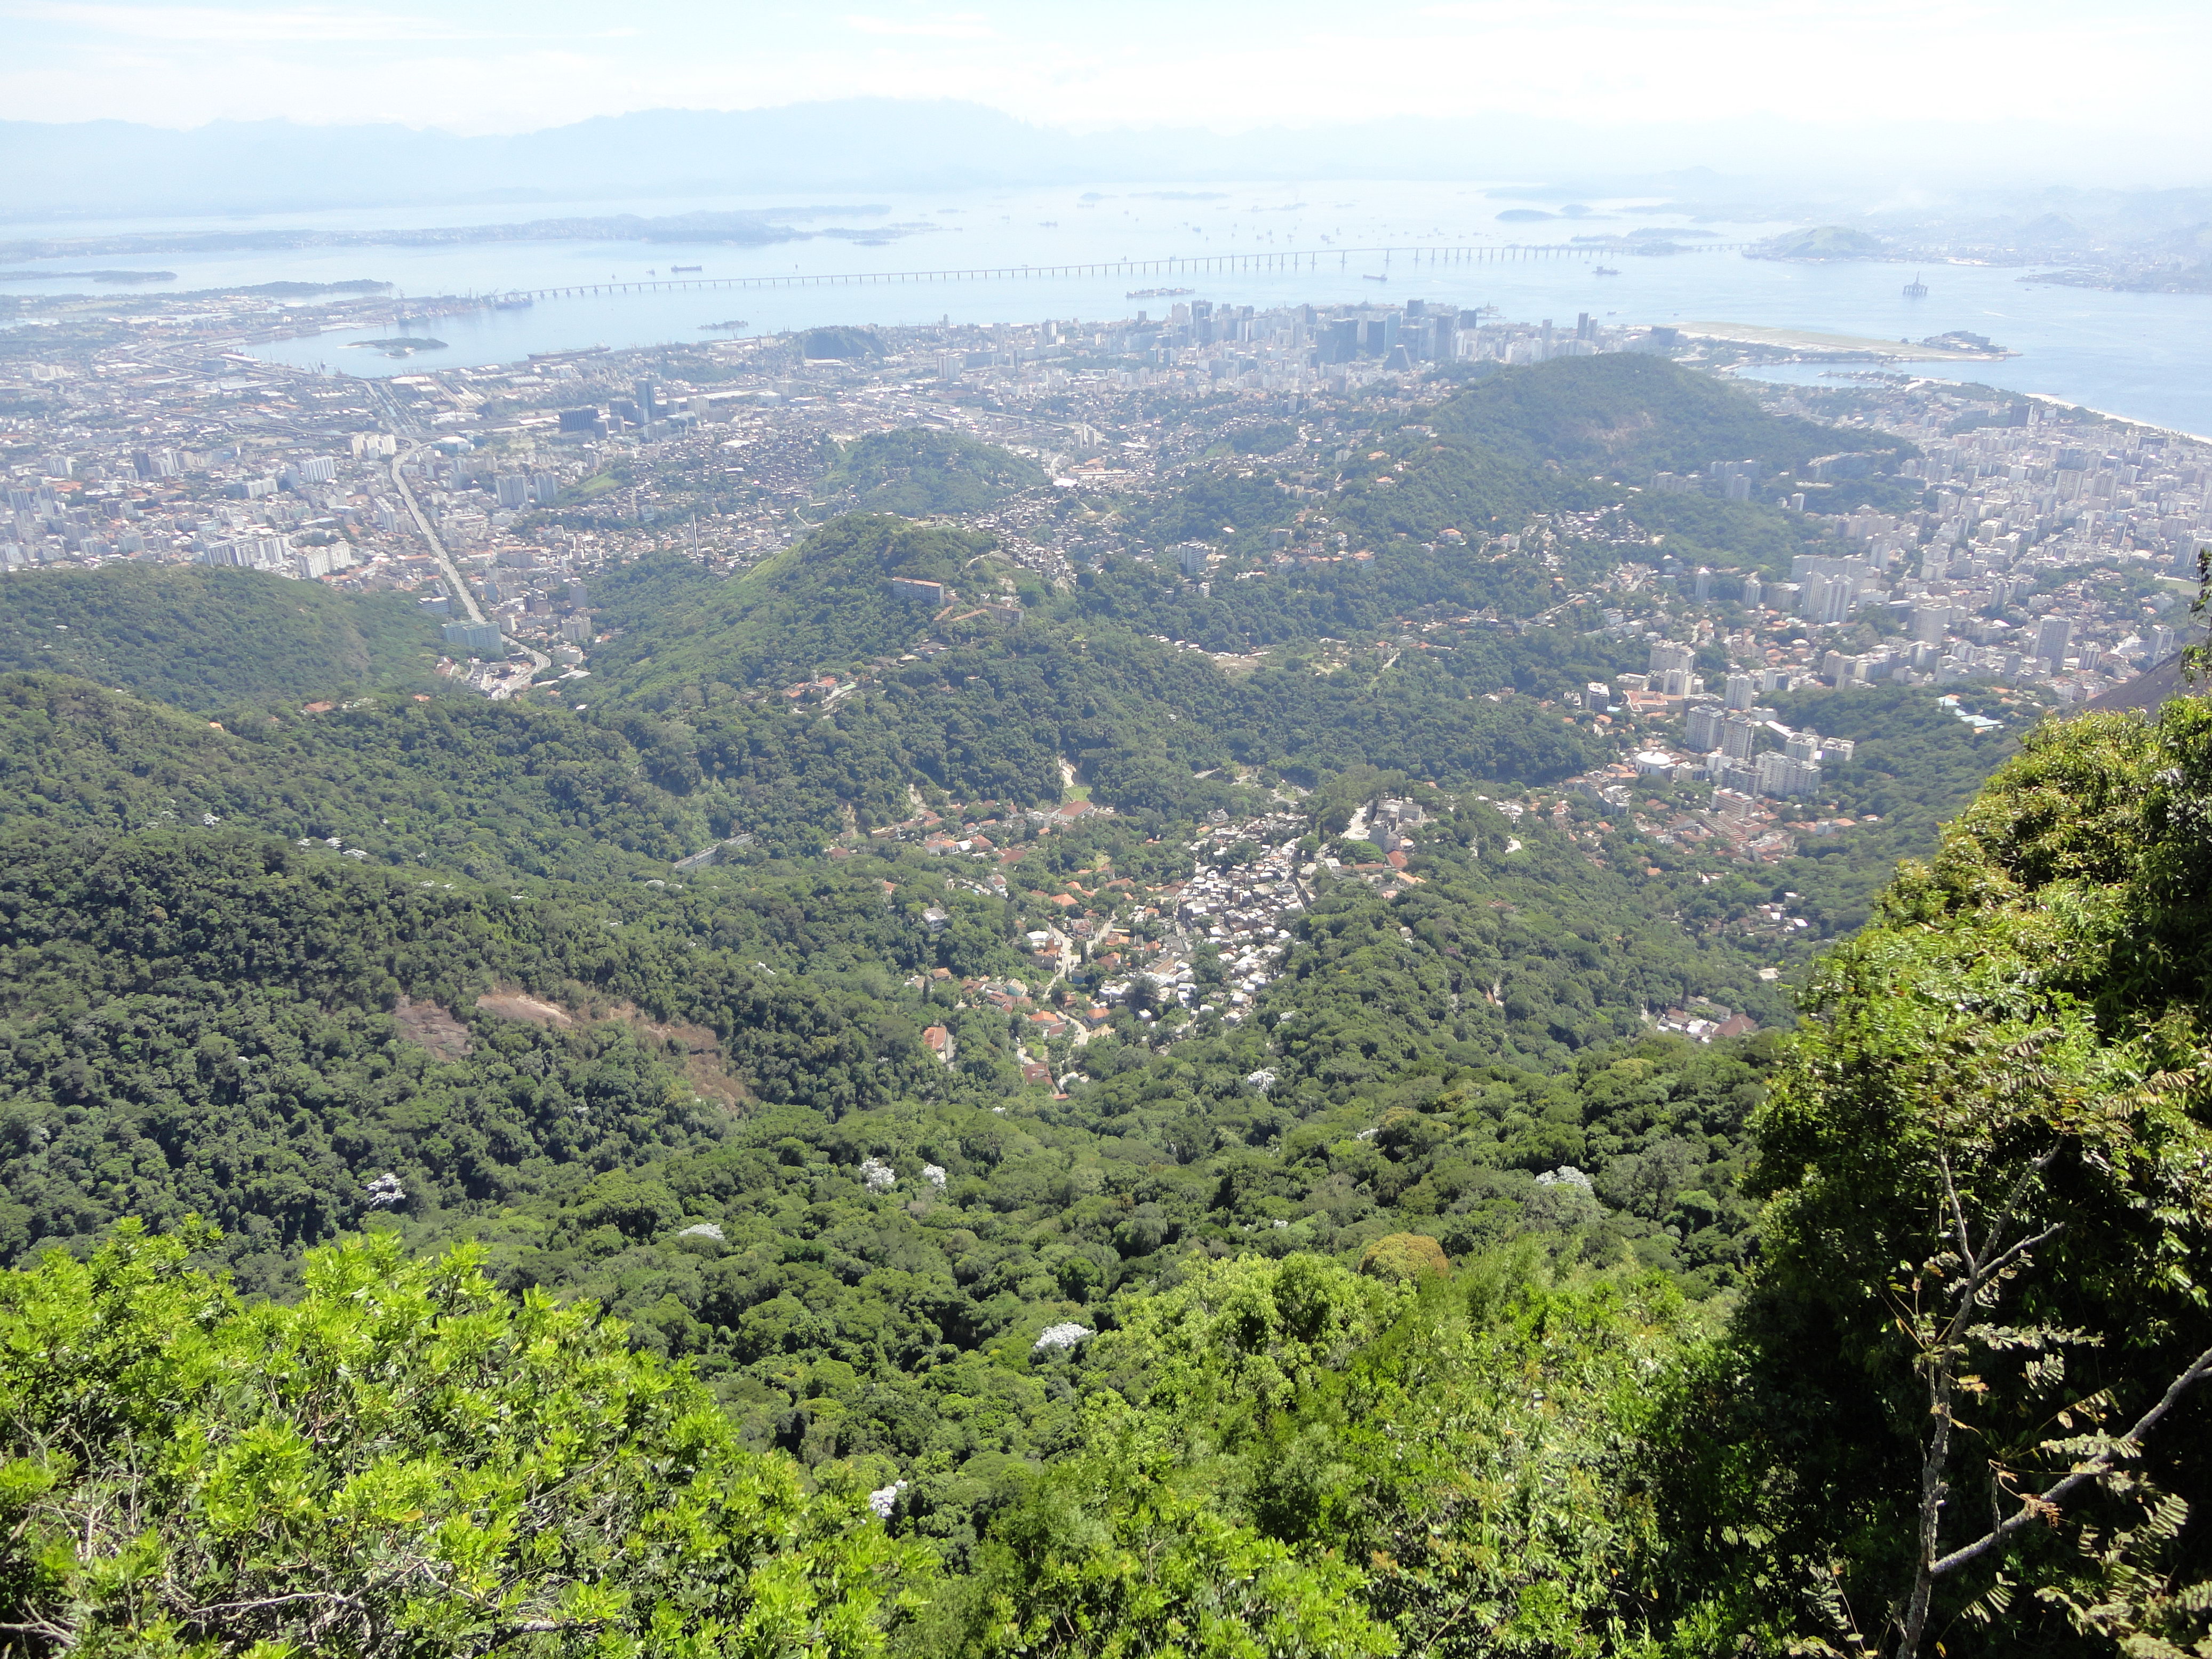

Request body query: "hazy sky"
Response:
[3, 0, 2201, 152]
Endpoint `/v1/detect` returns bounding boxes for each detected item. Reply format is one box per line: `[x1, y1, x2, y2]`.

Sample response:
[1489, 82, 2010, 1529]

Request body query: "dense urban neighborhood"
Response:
[6, 286, 2198, 780]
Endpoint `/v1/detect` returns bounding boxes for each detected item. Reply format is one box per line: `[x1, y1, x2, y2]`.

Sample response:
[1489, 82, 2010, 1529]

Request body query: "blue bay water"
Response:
[9, 179, 2206, 434]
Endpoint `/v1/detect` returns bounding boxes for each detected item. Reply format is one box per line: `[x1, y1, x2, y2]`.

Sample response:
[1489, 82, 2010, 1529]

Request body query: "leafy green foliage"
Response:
[0, 564, 443, 711]
[0, 673, 735, 881]
[0, 1221, 922, 1657]
[0, 823, 1004, 1278]
[916, 1394, 1392, 1659]
[0, 788, 1788, 1550]
[1661, 703, 2212, 1655]
[913, 1250, 1689, 1659]
[1329, 440, 1545, 551]
[584, 549, 721, 636]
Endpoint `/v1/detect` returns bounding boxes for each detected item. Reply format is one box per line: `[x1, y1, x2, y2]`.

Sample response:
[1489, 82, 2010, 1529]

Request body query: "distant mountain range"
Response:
[1, 99, 2185, 223]
[0, 102, 1065, 218]
[2, 101, 1522, 219]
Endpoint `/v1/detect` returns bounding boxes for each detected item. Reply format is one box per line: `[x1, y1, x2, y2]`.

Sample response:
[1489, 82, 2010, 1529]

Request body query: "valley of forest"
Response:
[0, 356, 2205, 1659]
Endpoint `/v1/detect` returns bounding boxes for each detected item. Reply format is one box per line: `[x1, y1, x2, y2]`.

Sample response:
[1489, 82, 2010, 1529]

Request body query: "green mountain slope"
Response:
[0, 674, 731, 881]
[0, 823, 950, 1277]
[0, 793, 1783, 1581]
[1430, 353, 1913, 474]
[585, 514, 1604, 826]
[596, 514, 992, 690]
[583, 546, 722, 633]
[0, 563, 444, 709]
[825, 427, 1048, 516]
[0, 773, 1784, 1261]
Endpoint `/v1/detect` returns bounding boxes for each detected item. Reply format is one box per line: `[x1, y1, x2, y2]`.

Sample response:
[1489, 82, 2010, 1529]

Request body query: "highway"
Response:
[365, 380, 552, 695]
[387, 443, 484, 624]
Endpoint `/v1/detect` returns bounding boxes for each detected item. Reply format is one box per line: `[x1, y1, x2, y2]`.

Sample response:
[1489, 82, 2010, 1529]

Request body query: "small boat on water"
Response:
[1363, 273, 1389, 283]
[672, 265, 703, 273]
[1594, 266, 1621, 277]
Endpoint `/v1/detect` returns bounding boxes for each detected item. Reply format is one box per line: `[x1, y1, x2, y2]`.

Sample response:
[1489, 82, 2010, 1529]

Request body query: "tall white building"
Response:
[1756, 752, 1821, 797]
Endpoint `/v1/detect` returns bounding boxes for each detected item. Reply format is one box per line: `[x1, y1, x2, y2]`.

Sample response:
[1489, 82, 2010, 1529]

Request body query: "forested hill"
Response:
[572, 519, 1606, 835]
[596, 514, 1000, 690]
[592, 358, 1912, 731]
[0, 725, 1791, 1265]
[1427, 350, 1916, 474]
[571, 362, 1913, 834]
[0, 562, 444, 709]
[823, 426, 1048, 516]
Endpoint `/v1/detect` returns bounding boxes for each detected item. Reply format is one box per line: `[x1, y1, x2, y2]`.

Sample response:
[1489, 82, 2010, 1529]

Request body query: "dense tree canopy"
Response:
[824, 430, 1047, 519]
[1658, 701, 2212, 1656]
[0, 564, 443, 711]
[0, 1221, 922, 1658]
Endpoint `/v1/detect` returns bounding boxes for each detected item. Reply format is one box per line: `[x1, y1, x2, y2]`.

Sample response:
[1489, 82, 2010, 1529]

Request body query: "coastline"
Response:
[1724, 363, 2212, 448]
[2017, 389, 2212, 447]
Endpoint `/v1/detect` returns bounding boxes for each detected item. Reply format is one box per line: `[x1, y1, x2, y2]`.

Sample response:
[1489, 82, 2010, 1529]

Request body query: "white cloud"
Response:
[1, 1, 642, 43]
[2, 1, 498, 39]
[843, 11, 993, 38]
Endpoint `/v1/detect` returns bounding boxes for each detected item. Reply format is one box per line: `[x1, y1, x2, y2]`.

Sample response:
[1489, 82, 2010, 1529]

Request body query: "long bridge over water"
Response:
[488, 241, 1755, 304]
